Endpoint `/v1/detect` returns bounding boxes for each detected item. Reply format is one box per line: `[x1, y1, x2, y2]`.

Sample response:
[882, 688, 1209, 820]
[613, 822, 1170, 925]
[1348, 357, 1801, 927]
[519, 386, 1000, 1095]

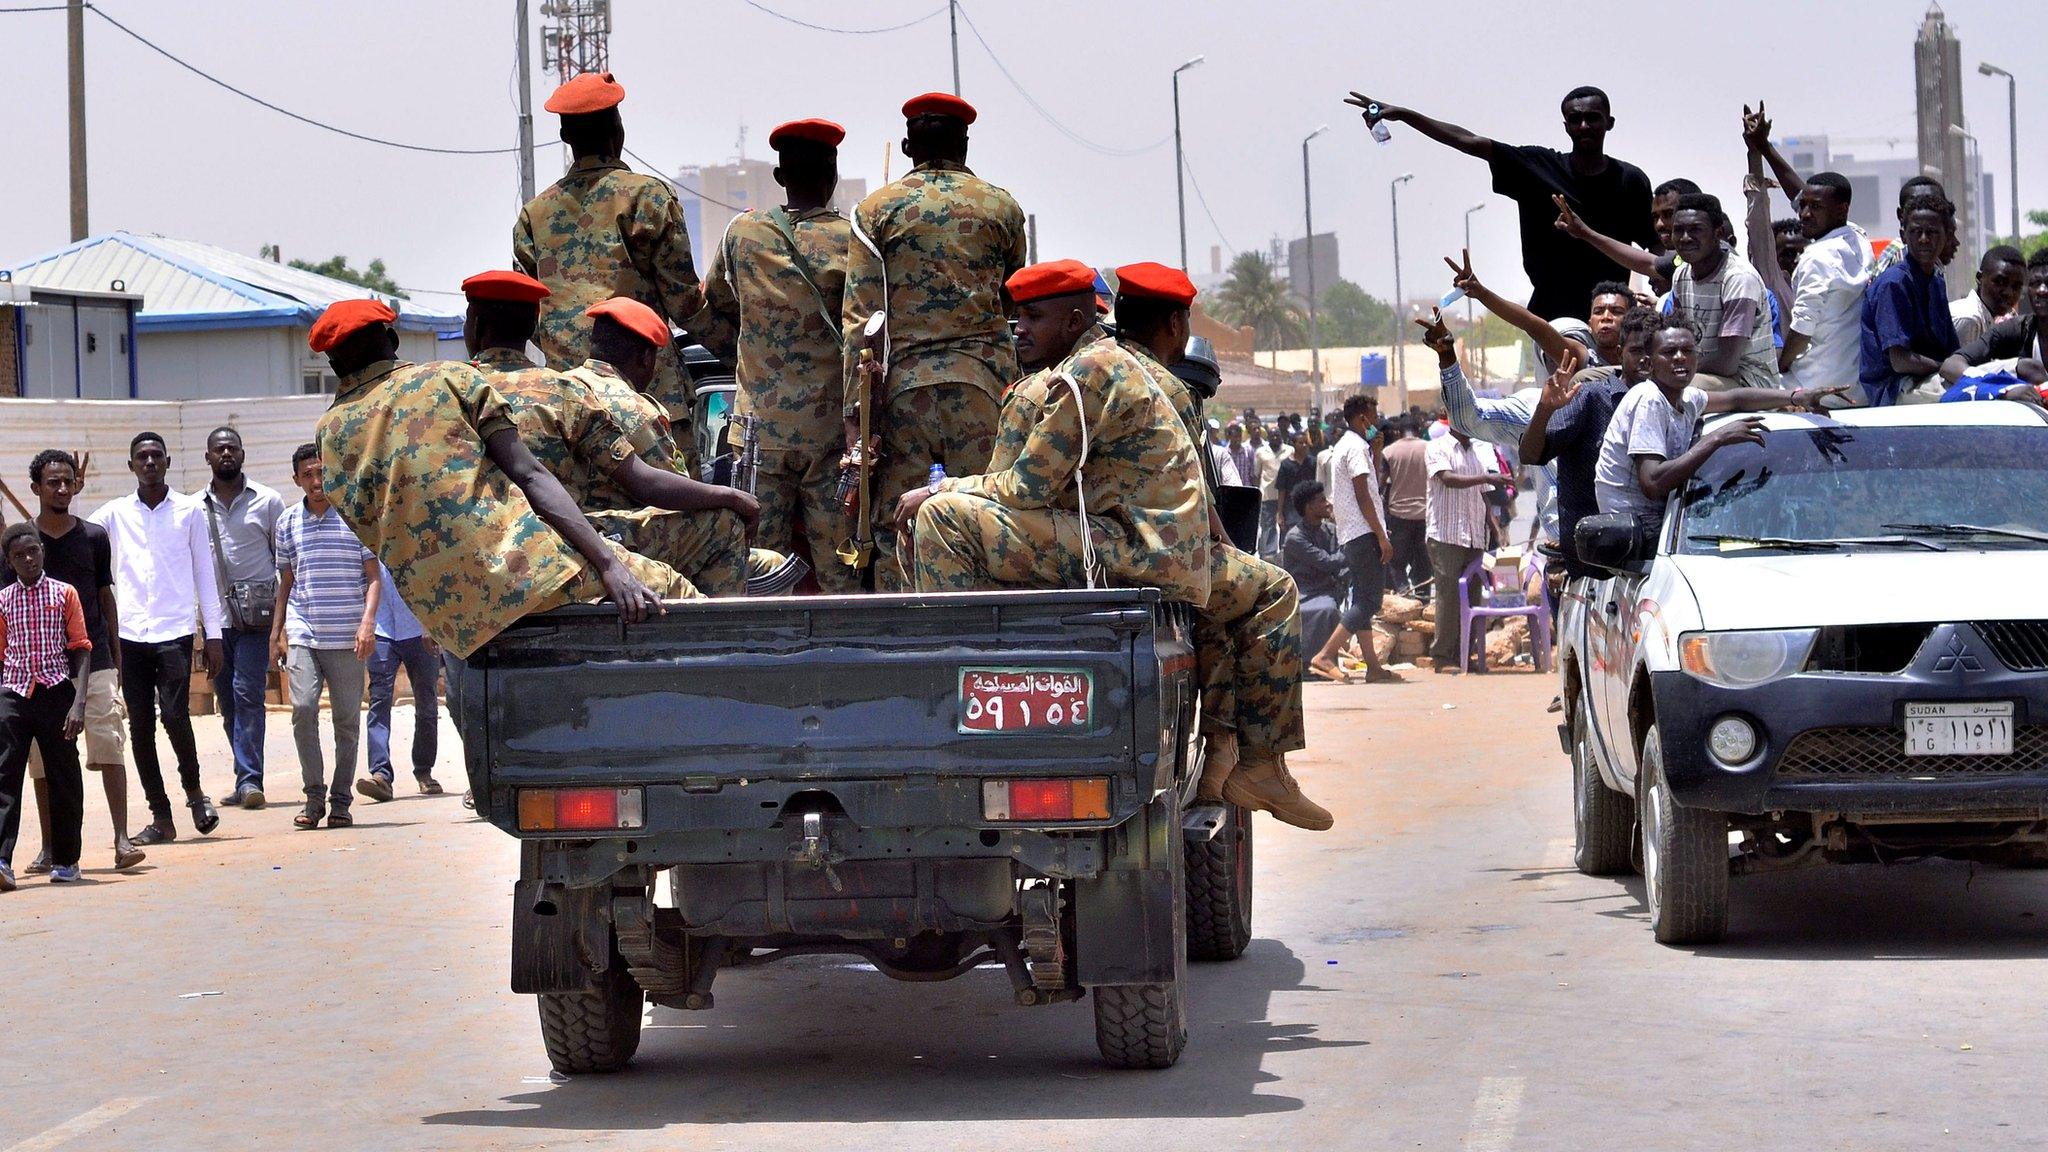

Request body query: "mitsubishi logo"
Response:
[1933, 634, 1984, 675]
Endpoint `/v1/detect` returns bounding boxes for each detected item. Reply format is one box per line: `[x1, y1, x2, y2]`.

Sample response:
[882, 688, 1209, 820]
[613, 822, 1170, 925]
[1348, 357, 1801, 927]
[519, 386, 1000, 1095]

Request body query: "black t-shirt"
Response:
[1274, 457, 1314, 514]
[1489, 144, 1655, 322]
[1, 519, 116, 671]
[1958, 315, 2043, 366]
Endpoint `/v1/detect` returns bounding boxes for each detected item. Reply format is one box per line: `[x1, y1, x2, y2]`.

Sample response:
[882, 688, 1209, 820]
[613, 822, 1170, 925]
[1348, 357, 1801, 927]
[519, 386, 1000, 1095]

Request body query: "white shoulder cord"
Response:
[850, 216, 890, 369]
[1054, 371, 1097, 588]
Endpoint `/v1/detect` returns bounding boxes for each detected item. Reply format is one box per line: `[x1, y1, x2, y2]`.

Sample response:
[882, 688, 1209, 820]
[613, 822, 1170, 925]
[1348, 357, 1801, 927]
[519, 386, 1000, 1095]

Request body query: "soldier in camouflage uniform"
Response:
[307, 300, 681, 664]
[1110, 264, 1326, 831]
[692, 118, 858, 592]
[843, 93, 1028, 591]
[901, 261, 1211, 604]
[463, 287, 755, 597]
[513, 71, 706, 446]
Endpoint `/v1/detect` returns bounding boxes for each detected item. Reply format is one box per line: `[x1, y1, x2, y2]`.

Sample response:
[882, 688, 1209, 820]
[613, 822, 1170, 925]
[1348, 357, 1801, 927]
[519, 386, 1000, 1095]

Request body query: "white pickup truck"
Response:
[1558, 401, 2048, 944]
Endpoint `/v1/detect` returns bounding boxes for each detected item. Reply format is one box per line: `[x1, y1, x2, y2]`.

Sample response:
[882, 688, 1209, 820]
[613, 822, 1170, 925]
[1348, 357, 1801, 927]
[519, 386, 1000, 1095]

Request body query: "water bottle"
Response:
[1367, 102, 1393, 145]
[927, 463, 947, 492]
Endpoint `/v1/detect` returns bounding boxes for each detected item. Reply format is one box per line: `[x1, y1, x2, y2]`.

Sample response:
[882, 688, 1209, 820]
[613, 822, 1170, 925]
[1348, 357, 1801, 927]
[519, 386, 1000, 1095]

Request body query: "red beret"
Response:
[1006, 260, 1098, 305]
[1114, 262, 1198, 307]
[544, 71, 624, 115]
[308, 299, 398, 353]
[460, 269, 551, 304]
[584, 297, 671, 348]
[902, 91, 976, 125]
[768, 118, 846, 150]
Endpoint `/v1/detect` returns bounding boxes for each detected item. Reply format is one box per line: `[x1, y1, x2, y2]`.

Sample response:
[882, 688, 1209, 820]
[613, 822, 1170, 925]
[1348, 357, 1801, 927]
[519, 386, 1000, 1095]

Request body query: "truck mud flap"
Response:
[511, 878, 610, 995]
[1072, 793, 1180, 986]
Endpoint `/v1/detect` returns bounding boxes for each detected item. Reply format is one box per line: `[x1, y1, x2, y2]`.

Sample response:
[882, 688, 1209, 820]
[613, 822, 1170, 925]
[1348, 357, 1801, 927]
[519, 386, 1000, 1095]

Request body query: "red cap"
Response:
[1113, 262, 1198, 307]
[308, 300, 398, 353]
[460, 269, 551, 304]
[1005, 259, 1098, 305]
[768, 118, 846, 150]
[544, 71, 624, 115]
[902, 92, 976, 125]
[584, 297, 670, 348]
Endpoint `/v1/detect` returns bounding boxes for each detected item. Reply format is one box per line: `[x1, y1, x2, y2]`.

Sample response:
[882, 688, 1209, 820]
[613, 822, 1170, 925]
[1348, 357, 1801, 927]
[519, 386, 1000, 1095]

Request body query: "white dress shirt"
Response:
[91, 489, 223, 643]
[1783, 222, 1874, 392]
[1424, 435, 1493, 550]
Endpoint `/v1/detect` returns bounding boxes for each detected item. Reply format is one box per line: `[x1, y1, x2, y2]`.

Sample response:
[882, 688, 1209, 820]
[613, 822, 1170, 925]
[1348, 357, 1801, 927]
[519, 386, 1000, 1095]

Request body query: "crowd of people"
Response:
[0, 433, 447, 888]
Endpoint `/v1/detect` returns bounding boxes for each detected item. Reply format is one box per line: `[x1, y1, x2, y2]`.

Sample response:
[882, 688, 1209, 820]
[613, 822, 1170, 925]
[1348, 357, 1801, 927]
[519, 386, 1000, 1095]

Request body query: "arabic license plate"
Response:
[959, 668, 1093, 734]
[1904, 702, 2014, 756]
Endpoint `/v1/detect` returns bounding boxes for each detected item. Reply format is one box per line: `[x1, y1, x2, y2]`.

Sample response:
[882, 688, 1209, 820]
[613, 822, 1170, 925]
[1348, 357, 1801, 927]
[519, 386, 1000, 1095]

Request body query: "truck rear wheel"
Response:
[1094, 798, 1189, 1069]
[1573, 696, 1635, 876]
[537, 957, 645, 1074]
[1185, 803, 1253, 960]
[1639, 724, 1728, 945]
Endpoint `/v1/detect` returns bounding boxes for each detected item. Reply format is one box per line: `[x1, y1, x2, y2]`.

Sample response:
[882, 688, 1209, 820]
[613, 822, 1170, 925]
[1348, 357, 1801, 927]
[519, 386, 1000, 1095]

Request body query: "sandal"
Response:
[1307, 661, 1351, 683]
[294, 808, 325, 830]
[326, 810, 354, 829]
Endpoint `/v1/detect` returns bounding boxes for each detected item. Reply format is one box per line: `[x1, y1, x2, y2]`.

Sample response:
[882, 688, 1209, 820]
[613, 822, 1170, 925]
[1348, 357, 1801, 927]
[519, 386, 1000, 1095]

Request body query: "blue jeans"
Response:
[214, 627, 270, 793]
[1256, 500, 1280, 557]
[368, 636, 440, 782]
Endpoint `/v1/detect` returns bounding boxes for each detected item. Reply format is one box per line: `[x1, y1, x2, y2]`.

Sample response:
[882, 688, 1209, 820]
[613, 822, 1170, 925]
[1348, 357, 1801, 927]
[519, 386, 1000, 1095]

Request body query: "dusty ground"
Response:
[4, 668, 2043, 1151]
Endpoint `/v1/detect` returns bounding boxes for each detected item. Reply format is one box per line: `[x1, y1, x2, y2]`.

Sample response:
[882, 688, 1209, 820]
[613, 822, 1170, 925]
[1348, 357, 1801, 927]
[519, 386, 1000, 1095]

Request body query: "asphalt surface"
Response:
[5, 669, 2044, 1151]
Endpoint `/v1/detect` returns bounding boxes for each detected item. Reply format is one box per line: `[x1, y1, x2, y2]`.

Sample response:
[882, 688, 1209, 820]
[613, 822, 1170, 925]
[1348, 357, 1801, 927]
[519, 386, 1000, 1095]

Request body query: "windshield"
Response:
[1676, 423, 2048, 554]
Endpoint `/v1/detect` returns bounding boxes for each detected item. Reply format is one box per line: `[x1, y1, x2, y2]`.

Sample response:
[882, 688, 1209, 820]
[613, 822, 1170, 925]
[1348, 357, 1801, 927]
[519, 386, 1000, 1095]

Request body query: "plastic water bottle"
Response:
[1367, 103, 1393, 145]
[927, 463, 947, 492]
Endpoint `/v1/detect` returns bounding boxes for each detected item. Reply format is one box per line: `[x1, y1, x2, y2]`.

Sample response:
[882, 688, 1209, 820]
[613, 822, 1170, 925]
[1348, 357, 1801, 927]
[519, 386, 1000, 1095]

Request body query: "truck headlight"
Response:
[1678, 629, 1817, 689]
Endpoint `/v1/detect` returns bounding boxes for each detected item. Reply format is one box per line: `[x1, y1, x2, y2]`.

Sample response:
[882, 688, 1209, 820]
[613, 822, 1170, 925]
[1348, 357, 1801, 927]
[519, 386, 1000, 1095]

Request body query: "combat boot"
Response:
[1223, 753, 1334, 831]
[1196, 730, 1238, 802]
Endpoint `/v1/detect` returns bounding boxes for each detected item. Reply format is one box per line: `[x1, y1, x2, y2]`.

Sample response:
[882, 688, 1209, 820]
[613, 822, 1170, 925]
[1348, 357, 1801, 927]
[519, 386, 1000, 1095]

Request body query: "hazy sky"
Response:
[4, 0, 2044, 313]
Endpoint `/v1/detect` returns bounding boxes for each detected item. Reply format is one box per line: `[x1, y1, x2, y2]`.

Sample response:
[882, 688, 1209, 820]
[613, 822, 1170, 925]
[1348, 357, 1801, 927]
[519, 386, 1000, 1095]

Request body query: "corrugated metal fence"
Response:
[0, 396, 332, 519]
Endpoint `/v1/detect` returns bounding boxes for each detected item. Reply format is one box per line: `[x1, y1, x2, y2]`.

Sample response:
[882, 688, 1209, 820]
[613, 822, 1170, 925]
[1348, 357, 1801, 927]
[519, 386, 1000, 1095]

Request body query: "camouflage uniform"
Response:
[317, 359, 692, 660]
[513, 156, 705, 435]
[843, 160, 1027, 591]
[1152, 357, 1306, 758]
[563, 359, 682, 474]
[696, 206, 858, 591]
[911, 338, 1210, 604]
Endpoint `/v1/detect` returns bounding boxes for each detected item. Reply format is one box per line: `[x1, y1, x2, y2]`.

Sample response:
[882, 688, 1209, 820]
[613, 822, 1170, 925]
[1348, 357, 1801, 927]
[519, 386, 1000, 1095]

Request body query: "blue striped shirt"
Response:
[275, 501, 374, 649]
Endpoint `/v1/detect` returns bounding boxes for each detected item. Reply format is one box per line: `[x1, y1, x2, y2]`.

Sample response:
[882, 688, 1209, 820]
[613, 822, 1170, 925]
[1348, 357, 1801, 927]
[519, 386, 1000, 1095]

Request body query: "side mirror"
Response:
[1575, 512, 1650, 573]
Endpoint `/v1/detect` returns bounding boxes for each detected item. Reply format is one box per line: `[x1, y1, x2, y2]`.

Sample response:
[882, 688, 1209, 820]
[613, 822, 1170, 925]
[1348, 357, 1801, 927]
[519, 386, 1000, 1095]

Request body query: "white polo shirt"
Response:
[91, 489, 223, 643]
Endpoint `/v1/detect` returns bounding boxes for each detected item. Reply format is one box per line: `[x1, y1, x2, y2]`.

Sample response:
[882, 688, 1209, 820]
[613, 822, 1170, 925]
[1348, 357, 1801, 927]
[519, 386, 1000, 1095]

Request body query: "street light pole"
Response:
[1390, 172, 1415, 411]
[1464, 202, 1486, 382]
[1303, 124, 1330, 411]
[1173, 56, 1205, 271]
[1979, 62, 2019, 240]
[515, 0, 536, 205]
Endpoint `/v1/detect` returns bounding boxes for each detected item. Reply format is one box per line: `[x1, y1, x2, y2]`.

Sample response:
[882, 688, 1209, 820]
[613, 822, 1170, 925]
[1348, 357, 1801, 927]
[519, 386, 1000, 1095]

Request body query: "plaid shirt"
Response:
[0, 575, 90, 697]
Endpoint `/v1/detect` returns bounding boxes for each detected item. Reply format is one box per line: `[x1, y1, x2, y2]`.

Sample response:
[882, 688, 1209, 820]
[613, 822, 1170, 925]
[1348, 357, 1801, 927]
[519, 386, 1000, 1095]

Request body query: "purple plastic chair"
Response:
[1455, 553, 1552, 673]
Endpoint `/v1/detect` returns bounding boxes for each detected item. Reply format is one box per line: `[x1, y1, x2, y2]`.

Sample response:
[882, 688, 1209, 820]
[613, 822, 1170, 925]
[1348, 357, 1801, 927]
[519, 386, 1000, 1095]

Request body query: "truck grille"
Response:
[1777, 727, 2048, 779]
[1975, 621, 2048, 672]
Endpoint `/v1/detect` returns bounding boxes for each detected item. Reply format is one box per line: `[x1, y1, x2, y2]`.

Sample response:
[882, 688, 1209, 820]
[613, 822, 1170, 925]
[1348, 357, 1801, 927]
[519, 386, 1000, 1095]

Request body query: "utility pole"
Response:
[1464, 202, 1486, 381]
[1027, 213, 1038, 265]
[1979, 62, 2019, 240]
[1172, 56, 1205, 270]
[949, 0, 961, 96]
[1302, 125, 1329, 412]
[1390, 173, 1415, 411]
[67, 0, 87, 241]
[515, 0, 536, 204]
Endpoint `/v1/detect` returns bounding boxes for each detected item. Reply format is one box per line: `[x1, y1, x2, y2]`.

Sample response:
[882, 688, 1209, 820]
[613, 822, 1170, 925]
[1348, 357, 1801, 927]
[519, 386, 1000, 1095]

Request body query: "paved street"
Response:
[5, 670, 2045, 1151]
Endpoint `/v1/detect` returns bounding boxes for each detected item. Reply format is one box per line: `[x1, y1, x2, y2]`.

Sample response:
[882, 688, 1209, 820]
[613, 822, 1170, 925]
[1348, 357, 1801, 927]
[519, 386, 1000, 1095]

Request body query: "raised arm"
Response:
[1418, 307, 1537, 452]
[1742, 102, 1809, 204]
[1552, 195, 1658, 278]
[1345, 94, 1493, 160]
[1703, 385, 1843, 414]
[1519, 348, 1585, 468]
[1445, 249, 1578, 368]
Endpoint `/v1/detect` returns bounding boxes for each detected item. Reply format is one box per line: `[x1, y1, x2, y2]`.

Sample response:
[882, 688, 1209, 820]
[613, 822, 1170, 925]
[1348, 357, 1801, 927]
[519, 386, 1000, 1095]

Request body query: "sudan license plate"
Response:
[1904, 702, 2014, 756]
[959, 668, 1093, 734]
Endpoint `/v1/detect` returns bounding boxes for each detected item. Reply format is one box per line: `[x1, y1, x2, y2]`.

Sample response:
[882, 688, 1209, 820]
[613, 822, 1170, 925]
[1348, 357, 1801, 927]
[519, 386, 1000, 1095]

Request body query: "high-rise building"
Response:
[1770, 133, 1992, 262]
[1916, 3, 1980, 276]
[673, 160, 869, 271]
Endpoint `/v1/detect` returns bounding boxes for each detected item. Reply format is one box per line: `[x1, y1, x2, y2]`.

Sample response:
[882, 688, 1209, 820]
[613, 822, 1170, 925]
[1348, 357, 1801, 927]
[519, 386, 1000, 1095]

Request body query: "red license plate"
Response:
[958, 668, 1093, 734]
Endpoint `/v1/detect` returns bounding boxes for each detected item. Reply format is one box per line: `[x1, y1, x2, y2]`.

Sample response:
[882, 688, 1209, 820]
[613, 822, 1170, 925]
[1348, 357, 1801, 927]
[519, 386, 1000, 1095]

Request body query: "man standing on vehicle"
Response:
[843, 93, 1028, 590]
[312, 299, 684, 664]
[464, 275, 753, 596]
[91, 433, 221, 846]
[514, 71, 705, 434]
[694, 118, 859, 592]
[200, 426, 284, 809]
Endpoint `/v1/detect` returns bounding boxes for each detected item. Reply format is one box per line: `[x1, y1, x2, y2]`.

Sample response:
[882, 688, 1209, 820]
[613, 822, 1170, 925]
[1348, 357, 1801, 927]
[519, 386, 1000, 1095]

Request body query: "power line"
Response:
[739, 0, 946, 34]
[952, 4, 1170, 158]
[622, 146, 746, 212]
[1180, 153, 1236, 257]
[88, 5, 519, 155]
[0, 4, 78, 12]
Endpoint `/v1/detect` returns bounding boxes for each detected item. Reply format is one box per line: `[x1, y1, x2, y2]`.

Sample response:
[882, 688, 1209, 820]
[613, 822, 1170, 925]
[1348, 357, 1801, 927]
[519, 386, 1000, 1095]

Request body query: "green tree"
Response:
[273, 250, 410, 299]
[1991, 209, 2048, 260]
[1211, 251, 1305, 363]
[1314, 279, 1395, 346]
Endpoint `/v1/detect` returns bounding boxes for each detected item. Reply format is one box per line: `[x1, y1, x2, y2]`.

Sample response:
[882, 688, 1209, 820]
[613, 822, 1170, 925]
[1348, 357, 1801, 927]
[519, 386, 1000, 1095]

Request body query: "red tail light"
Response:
[517, 787, 644, 832]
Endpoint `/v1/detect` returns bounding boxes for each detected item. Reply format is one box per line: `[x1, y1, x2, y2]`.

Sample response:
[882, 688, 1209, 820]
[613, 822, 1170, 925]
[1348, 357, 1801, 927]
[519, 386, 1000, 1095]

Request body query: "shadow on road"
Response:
[423, 938, 1359, 1131]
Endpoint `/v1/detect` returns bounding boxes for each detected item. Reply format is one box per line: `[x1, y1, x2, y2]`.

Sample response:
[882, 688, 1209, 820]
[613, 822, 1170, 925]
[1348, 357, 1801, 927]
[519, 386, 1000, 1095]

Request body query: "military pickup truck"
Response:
[451, 588, 1251, 1072]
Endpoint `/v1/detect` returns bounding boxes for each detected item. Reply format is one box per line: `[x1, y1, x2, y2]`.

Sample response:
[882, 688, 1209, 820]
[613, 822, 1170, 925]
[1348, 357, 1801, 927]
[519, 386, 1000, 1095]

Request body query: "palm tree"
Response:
[1211, 251, 1305, 370]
